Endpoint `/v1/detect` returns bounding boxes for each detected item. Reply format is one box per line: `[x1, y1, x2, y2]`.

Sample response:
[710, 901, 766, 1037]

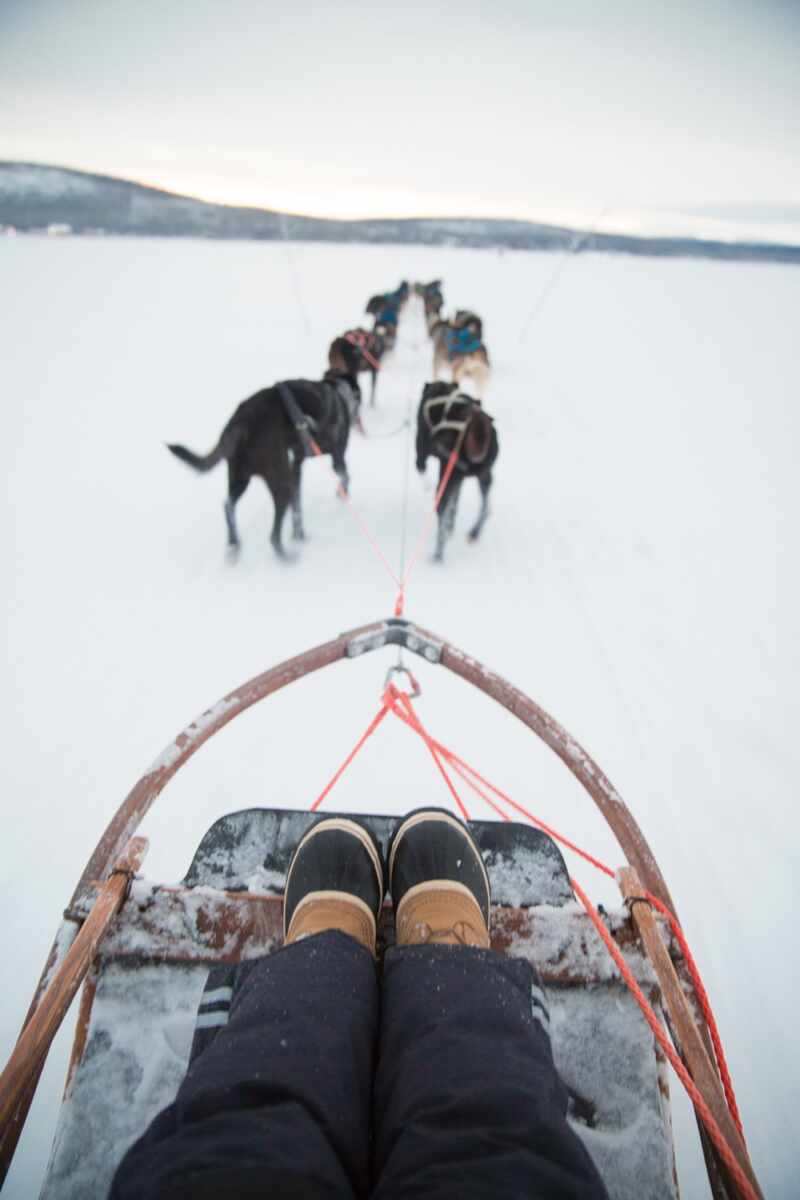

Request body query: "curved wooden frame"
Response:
[68, 617, 675, 911]
[2, 617, 692, 1183]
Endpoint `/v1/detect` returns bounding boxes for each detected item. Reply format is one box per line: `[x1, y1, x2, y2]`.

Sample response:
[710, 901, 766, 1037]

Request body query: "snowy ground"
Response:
[1, 235, 797, 1198]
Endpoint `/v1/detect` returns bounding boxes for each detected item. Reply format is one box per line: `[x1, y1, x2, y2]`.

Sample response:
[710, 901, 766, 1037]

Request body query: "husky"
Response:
[329, 329, 386, 407]
[415, 381, 499, 561]
[431, 312, 490, 398]
[167, 371, 360, 559]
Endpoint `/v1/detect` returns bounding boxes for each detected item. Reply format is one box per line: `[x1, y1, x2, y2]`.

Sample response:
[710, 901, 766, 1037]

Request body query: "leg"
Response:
[473, 356, 490, 398]
[224, 467, 249, 550]
[468, 471, 492, 541]
[110, 935, 376, 1200]
[332, 451, 350, 496]
[434, 473, 461, 562]
[264, 475, 293, 559]
[369, 368, 377, 407]
[290, 454, 305, 541]
[111, 819, 385, 1200]
[372, 810, 609, 1200]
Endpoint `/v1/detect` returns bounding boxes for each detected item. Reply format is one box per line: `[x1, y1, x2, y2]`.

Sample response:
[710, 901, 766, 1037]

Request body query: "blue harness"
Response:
[446, 327, 482, 358]
[377, 304, 399, 327]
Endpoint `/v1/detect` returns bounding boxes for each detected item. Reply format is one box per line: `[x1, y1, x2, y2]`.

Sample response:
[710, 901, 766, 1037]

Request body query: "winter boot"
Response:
[388, 808, 491, 948]
[283, 817, 385, 956]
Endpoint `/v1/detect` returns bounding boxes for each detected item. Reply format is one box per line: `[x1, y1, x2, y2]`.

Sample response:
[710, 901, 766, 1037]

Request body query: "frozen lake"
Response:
[1, 234, 797, 1197]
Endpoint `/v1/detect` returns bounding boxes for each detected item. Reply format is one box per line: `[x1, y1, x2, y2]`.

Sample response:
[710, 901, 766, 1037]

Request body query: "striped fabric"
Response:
[530, 982, 551, 1032]
[188, 969, 239, 1058]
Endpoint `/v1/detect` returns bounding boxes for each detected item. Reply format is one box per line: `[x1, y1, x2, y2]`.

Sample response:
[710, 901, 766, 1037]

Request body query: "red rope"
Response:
[310, 700, 391, 811]
[384, 691, 748, 1158]
[305, 438, 401, 591]
[387, 687, 470, 820]
[445, 756, 511, 822]
[396, 444, 461, 615]
[307, 682, 749, 1180]
[387, 699, 614, 877]
[302, 371, 460, 613]
[644, 889, 745, 1140]
[335, 485, 403, 589]
[573, 877, 758, 1200]
[304, 357, 463, 617]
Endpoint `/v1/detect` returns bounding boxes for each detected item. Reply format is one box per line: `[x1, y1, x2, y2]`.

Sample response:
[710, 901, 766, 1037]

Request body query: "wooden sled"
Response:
[0, 618, 761, 1199]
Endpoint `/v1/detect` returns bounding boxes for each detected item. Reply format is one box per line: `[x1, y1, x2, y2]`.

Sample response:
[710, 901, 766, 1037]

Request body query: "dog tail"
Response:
[167, 437, 228, 473]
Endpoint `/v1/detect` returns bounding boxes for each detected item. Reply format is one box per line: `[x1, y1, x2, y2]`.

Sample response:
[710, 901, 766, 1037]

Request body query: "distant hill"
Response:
[2, 162, 799, 264]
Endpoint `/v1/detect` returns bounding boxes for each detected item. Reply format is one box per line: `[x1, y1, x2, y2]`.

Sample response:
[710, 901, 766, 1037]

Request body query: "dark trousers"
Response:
[111, 932, 608, 1199]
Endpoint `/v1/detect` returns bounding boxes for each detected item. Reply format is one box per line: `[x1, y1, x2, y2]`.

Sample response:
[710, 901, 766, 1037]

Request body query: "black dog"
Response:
[416, 381, 498, 561]
[366, 281, 409, 315]
[168, 370, 361, 559]
[329, 329, 386, 406]
[417, 279, 444, 321]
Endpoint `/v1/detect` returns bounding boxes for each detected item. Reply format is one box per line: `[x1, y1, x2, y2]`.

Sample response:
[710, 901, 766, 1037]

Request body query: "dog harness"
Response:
[422, 394, 494, 471]
[345, 330, 381, 371]
[276, 378, 358, 456]
[422, 394, 478, 440]
[446, 326, 482, 358]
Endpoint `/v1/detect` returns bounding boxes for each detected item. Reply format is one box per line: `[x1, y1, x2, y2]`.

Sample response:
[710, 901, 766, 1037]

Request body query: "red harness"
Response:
[345, 330, 381, 372]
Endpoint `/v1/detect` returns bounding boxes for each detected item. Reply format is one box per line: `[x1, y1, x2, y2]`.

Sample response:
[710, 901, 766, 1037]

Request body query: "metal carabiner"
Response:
[384, 663, 421, 698]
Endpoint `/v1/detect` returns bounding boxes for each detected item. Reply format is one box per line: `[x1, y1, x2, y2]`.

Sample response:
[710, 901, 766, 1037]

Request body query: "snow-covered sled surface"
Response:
[182, 808, 575, 905]
[41, 814, 676, 1199]
[1, 236, 798, 1198]
[40, 964, 206, 1200]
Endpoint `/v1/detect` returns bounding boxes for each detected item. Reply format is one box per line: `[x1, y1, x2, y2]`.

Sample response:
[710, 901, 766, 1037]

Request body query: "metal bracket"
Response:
[345, 619, 443, 664]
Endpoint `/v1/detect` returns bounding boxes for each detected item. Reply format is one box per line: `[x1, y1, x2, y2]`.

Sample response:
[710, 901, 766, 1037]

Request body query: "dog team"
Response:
[168, 278, 498, 564]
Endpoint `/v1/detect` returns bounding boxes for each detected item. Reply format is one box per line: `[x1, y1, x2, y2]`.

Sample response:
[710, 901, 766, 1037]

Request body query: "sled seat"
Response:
[42, 810, 679, 1199]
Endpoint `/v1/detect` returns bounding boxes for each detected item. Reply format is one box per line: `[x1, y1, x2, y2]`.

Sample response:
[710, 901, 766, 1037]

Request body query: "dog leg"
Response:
[468, 472, 492, 541]
[264, 476, 294, 561]
[290, 455, 305, 541]
[270, 500, 292, 559]
[225, 470, 250, 553]
[434, 475, 461, 562]
[333, 454, 350, 496]
[433, 515, 447, 561]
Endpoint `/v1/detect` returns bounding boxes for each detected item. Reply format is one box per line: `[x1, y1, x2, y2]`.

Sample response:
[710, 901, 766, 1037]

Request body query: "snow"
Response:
[41, 962, 208, 1200]
[553, 988, 676, 1199]
[38, 921, 80, 995]
[145, 695, 240, 774]
[1, 235, 798, 1198]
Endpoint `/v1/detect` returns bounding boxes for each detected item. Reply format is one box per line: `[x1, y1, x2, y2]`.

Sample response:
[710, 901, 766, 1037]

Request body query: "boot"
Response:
[388, 808, 491, 948]
[283, 817, 385, 956]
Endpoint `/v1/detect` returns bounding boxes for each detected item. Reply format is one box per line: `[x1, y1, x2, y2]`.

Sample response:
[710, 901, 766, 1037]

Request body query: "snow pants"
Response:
[110, 931, 608, 1199]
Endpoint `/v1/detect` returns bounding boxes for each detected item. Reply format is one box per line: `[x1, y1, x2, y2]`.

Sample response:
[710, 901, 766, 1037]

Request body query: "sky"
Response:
[1, 1, 799, 221]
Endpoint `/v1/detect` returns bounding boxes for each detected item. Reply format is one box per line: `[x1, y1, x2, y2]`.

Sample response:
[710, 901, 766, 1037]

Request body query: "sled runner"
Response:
[0, 617, 761, 1199]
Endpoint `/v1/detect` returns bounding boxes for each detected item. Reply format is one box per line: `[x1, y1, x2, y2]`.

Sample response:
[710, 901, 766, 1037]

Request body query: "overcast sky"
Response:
[1, 0, 798, 220]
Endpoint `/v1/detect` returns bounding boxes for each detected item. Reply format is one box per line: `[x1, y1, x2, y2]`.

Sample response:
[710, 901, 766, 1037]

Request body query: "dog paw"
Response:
[225, 543, 241, 563]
